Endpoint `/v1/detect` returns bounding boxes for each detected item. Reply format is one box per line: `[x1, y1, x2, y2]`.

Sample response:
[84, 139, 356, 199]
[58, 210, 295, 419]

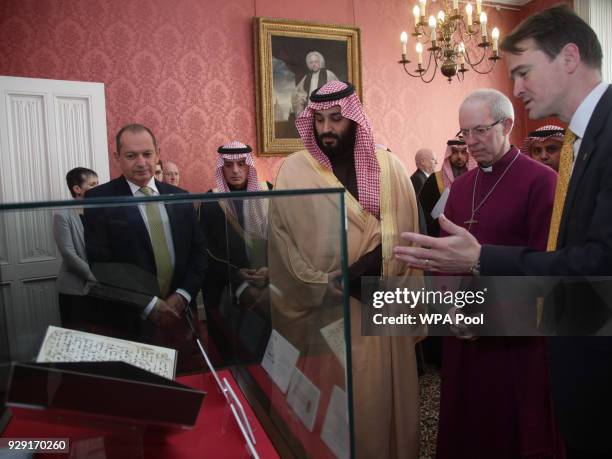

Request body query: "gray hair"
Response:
[461, 88, 515, 121]
[306, 51, 325, 68]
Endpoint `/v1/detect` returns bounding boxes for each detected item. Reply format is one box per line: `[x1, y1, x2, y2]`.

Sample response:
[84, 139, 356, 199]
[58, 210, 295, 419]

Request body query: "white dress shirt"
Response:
[568, 81, 608, 169]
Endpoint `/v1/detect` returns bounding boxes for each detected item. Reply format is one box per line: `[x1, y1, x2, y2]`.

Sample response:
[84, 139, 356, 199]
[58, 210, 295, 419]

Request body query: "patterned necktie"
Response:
[546, 128, 577, 251]
[139, 186, 172, 297]
[538, 129, 576, 327]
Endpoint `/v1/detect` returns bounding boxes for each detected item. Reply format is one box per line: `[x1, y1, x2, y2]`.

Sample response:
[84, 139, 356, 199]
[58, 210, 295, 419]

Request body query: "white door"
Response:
[0, 76, 109, 359]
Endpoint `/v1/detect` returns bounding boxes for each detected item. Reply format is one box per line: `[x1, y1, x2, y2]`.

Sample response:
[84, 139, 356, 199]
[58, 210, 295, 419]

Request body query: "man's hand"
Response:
[165, 292, 188, 315]
[239, 267, 269, 288]
[149, 299, 181, 325]
[393, 215, 482, 273]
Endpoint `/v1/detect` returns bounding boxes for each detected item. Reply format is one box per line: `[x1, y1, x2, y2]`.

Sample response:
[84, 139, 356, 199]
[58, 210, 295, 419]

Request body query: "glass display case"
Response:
[0, 188, 353, 458]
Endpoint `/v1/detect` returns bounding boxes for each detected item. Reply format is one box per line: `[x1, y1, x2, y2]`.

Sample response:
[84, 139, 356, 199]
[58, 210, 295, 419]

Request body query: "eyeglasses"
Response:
[457, 119, 503, 139]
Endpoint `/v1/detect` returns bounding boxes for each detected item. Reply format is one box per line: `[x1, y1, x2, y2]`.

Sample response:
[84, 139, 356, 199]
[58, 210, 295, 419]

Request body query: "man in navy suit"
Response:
[394, 6, 612, 458]
[84, 124, 206, 353]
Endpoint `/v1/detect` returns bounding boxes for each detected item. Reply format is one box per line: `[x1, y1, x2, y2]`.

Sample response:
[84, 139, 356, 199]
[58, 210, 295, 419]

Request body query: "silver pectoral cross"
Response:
[464, 217, 478, 225]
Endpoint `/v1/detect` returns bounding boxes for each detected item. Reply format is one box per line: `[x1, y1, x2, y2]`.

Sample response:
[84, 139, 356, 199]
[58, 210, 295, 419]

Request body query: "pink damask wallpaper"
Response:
[1, 0, 546, 192]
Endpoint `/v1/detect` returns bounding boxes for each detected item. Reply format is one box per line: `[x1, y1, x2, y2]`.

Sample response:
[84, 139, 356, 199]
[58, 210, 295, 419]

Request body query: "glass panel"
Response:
[0, 190, 352, 458]
[202, 191, 352, 459]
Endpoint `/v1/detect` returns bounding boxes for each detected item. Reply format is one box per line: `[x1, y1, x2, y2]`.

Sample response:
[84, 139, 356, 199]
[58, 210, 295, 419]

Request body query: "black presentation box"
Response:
[5, 361, 205, 429]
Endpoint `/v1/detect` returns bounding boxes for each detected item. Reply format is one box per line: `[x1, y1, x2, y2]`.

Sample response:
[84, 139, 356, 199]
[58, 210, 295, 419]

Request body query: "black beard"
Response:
[451, 164, 468, 177]
[315, 123, 357, 161]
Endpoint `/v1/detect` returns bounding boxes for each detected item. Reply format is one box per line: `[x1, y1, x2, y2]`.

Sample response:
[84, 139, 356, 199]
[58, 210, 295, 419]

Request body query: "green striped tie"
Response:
[140, 186, 172, 297]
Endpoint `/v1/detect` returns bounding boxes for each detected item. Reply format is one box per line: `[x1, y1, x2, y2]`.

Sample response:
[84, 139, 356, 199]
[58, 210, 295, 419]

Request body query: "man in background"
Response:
[416, 137, 475, 369]
[163, 160, 180, 186]
[418, 137, 476, 237]
[521, 124, 565, 171]
[200, 141, 272, 364]
[410, 148, 436, 195]
[154, 160, 164, 181]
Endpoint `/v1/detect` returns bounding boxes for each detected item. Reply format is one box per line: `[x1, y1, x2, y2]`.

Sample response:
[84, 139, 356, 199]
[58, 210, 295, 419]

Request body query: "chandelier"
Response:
[399, 0, 501, 83]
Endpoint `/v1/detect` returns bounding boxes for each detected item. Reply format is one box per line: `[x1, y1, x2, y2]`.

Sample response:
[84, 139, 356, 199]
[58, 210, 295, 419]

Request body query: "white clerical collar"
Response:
[569, 81, 608, 140]
[480, 165, 493, 173]
[126, 176, 158, 196]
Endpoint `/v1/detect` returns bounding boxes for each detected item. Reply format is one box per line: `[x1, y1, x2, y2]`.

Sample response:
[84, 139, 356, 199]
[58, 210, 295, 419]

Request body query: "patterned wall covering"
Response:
[1, 0, 549, 193]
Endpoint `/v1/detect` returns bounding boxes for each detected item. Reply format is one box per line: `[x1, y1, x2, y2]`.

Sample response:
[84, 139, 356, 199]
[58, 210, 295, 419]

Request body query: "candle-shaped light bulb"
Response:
[428, 15, 437, 41]
[413, 5, 420, 26]
[466, 3, 473, 26]
[492, 27, 500, 52]
[453, 0, 459, 10]
[438, 10, 445, 23]
[480, 12, 488, 39]
[458, 42, 465, 64]
[476, 0, 482, 14]
[416, 42, 423, 64]
[400, 31, 408, 54]
[419, 0, 426, 17]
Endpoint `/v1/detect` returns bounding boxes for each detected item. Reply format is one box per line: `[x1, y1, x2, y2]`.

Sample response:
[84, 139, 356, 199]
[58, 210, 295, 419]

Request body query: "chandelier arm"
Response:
[465, 45, 487, 67]
[424, 48, 436, 73]
[402, 62, 424, 78]
[420, 52, 438, 84]
[469, 59, 499, 75]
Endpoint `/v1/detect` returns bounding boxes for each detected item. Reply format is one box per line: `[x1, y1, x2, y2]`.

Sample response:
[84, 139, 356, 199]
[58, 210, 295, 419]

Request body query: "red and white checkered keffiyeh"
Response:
[215, 141, 267, 237]
[441, 140, 478, 190]
[295, 81, 381, 218]
[520, 124, 565, 156]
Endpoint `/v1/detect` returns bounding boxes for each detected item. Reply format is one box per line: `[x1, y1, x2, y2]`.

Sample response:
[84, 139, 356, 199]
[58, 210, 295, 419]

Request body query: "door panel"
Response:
[0, 76, 109, 359]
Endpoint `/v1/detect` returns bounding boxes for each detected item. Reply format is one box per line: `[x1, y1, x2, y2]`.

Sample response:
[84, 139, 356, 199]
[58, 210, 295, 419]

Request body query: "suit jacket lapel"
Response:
[558, 85, 612, 243]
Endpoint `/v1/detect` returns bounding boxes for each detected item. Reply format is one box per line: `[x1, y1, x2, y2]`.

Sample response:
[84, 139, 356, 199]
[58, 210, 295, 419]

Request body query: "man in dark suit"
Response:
[410, 148, 436, 195]
[200, 141, 272, 364]
[84, 124, 206, 359]
[394, 6, 612, 458]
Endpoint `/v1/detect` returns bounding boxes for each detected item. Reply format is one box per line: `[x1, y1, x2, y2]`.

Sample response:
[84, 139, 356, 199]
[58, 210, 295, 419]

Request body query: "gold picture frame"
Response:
[254, 17, 362, 156]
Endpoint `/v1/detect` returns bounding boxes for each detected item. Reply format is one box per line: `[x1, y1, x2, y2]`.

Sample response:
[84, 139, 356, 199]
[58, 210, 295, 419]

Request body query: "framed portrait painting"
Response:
[254, 17, 362, 156]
